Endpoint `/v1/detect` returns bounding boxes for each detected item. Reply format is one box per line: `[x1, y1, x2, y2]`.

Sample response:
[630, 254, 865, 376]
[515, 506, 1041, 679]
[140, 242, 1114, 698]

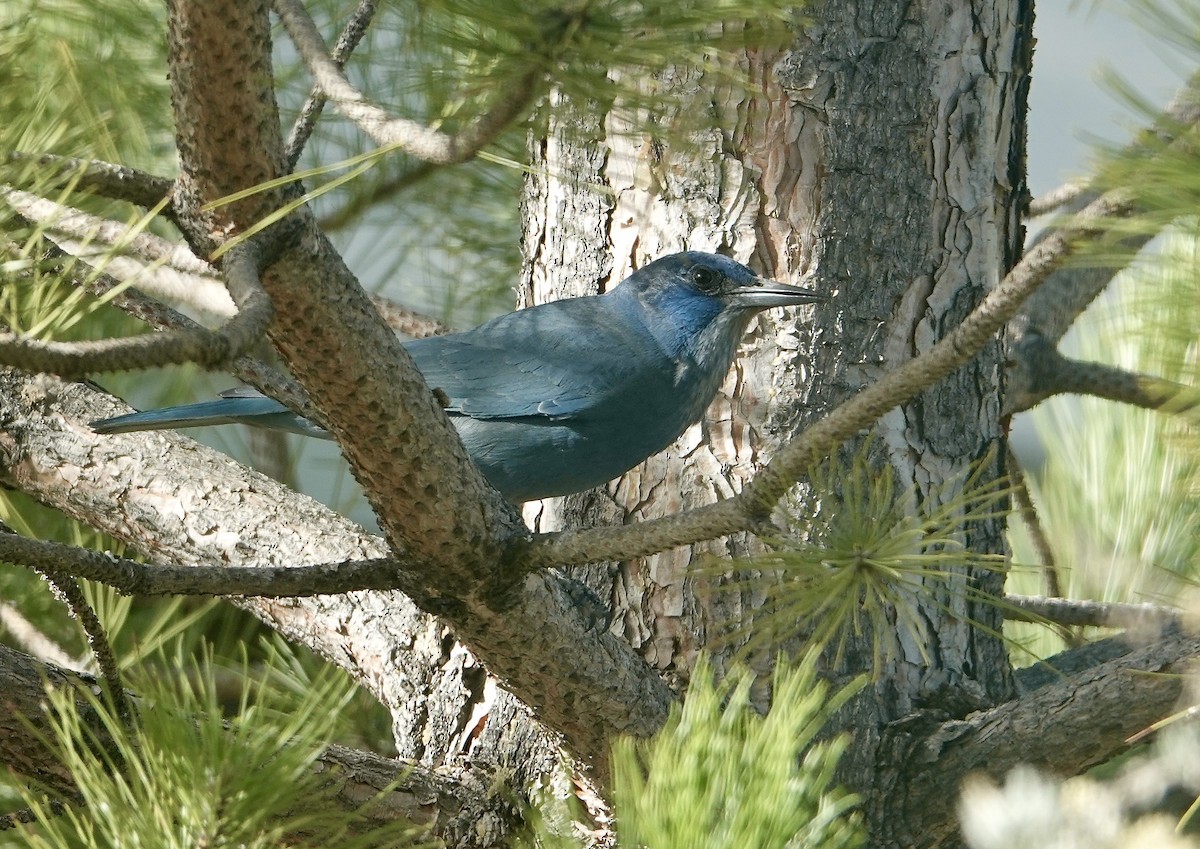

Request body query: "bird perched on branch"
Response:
[92, 252, 823, 502]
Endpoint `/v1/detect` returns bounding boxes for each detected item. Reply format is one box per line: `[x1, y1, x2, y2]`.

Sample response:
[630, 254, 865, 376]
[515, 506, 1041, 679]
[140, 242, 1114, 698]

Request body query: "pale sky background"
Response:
[1029, 2, 1180, 195]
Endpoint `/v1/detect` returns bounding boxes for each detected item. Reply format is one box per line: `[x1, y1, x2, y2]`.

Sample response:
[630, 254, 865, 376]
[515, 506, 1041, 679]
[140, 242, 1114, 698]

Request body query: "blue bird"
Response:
[92, 252, 823, 502]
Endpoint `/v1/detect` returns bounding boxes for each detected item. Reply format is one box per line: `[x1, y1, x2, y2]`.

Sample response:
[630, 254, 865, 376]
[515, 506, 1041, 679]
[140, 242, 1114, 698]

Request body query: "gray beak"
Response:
[728, 278, 826, 310]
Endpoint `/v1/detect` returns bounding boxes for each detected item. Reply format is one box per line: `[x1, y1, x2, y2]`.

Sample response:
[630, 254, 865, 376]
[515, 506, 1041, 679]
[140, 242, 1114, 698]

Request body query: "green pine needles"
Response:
[708, 442, 1012, 669]
[608, 654, 864, 849]
[9, 642, 425, 849]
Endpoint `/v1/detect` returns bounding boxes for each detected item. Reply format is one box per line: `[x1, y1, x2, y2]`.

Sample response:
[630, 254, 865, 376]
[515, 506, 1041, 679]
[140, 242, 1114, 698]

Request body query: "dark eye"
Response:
[690, 266, 722, 293]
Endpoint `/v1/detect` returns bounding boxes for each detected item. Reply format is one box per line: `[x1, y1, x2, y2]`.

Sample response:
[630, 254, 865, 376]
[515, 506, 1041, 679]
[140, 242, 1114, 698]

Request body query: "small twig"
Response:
[0, 600, 84, 671]
[1006, 445, 1063, 598]
[0, 532, 412, 598]
[1027, 181, 1087, 217]
[37, 572, 133, 728]
[4, 152, 174, 212]
[1004, 593, 1181, 631]
[283, 0, 379, 171]
[273, 0, 540, 164]
[0, 241, 273, 377]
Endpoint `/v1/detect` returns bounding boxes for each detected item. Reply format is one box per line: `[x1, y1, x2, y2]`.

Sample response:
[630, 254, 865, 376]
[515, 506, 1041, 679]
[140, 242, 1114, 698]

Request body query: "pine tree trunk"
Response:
[520, 2, 1033, 845]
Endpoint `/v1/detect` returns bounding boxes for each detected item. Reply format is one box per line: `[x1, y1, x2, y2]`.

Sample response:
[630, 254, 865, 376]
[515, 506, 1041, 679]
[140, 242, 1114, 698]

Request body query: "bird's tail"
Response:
[91, 394, 329, 438]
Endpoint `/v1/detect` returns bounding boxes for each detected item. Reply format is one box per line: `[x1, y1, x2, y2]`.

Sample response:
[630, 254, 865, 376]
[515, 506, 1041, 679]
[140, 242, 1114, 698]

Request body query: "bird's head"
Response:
[613, 251, 824, 364]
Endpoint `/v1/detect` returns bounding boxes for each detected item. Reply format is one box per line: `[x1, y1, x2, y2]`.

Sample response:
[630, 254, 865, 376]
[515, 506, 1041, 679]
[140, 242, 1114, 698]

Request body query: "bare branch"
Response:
[3, 152, 174, 211]
[0, 241, 273, 377]
[1027, 181, 1086, 217]
[283, 0, 379, 171]
[0, 600, 82, 671]
[1004, 593, 1182, 631]
[1007, 337, 1200, 417]
[531, 190, 1137, 568]
[272, 0, 539, 164]
[899, 626, 1200, 847]
[0, 531, 411, 598]
[36, 571, 133, 727]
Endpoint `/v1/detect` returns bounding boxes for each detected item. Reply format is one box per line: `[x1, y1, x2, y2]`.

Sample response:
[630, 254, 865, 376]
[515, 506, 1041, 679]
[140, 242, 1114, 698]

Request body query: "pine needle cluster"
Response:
[7, 642, 423, 849]
[607, 654, 864, 849]
[709, 444, 1011, 669]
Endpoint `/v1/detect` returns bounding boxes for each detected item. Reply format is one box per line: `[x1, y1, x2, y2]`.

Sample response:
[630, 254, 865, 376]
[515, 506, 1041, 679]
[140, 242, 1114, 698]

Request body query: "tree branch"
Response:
[1027, 180, 1086, 217]
[34, 570, 132, 727]
[272, 0, 539, 164]
[3, 152, 175, 211]
[283, 0, 379, 171]
[0, 531, 411, 598]
[1006, 333, 1200, 416]
[0, 241, 273, 377]
[894, 626, 1200, 848]
[1003, 593, 1181, 631]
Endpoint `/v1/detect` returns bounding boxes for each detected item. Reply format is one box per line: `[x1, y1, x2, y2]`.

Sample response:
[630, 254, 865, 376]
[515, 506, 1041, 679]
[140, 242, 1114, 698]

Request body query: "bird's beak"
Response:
[728, 278, 826, 310]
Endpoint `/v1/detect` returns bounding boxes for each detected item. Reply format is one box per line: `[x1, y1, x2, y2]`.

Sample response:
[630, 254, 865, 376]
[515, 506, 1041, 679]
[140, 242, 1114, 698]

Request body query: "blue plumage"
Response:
[91, 252, 822, 501]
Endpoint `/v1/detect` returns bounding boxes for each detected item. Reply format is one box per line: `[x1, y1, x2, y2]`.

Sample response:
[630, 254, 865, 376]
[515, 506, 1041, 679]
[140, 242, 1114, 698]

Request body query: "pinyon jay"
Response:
[92, 252, 823, 502]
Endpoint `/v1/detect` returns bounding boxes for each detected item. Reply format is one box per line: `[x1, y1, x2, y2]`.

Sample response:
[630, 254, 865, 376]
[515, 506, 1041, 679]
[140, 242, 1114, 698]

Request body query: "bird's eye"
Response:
[690, 266, 722, 293]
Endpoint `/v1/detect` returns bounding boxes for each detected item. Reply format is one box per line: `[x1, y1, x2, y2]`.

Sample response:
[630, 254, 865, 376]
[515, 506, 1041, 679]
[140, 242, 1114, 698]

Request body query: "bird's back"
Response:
[407, 292, 703, 500]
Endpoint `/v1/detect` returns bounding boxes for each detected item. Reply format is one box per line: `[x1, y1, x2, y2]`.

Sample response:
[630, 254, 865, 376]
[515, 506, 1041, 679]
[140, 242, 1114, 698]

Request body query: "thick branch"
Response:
[1004, 593, 1181, 630]
[893, 626, 1200, 848]
[0, 532, 411, 598]
[162, 4, 664, 777]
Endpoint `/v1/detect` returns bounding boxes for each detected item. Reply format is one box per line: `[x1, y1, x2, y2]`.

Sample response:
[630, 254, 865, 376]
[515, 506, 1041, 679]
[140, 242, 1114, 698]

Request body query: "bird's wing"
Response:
[405, 300, 666, 423]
